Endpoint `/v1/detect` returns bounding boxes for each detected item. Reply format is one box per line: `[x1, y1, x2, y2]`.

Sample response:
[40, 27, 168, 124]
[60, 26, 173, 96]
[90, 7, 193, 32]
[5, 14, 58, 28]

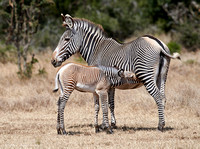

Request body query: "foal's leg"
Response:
[57, 97, 62, 135]
[93, 93, 100, 133]
[57, 83, 75, 135]
[58, 93, 70, 135]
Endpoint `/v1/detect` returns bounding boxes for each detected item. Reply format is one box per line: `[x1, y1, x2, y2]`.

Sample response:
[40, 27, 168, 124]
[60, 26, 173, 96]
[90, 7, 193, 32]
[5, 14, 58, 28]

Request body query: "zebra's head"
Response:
[51, 14, 81, 67]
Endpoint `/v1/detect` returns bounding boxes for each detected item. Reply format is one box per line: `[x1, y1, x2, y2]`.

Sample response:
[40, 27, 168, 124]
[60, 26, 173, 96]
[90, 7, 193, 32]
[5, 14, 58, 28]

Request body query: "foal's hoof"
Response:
[157, 126, 164, 132]
[106, 127, 113, 134]
[57, 129, 67, 135]
[95, 125, 100, 133]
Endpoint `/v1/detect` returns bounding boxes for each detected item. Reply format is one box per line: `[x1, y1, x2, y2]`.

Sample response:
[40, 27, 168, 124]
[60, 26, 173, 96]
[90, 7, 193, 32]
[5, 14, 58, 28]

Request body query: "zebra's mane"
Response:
[74, 18, 106, 36]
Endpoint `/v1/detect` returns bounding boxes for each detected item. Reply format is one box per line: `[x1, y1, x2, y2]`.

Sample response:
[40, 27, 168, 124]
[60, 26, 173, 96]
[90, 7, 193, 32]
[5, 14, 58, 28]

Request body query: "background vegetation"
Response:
[1, 0, 200, 53]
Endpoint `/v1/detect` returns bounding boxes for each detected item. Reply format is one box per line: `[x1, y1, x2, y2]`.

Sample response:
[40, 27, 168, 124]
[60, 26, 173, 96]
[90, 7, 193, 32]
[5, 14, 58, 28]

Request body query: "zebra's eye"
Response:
[65, 38, 70, 42]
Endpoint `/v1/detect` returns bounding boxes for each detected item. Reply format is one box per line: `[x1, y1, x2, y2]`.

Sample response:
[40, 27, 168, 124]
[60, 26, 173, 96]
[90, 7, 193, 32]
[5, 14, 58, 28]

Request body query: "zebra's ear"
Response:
[61, 14, 74, 29]
[118, 69, 125, 78]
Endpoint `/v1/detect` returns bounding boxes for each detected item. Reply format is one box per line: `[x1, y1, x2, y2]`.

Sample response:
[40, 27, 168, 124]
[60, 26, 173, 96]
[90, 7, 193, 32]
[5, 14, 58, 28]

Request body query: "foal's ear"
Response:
[118, 69, 125, 77]
[61, 13, 74, 29]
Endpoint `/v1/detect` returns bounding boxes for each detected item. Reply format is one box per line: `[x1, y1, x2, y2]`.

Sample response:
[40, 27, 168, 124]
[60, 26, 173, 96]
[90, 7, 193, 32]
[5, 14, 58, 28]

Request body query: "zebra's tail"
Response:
[171, 52, 181, 60]
[143, 35, 181, 60]
[53, 73, 59, 92]
[160, 41, 181, 60]
[163, 51, 181, 60]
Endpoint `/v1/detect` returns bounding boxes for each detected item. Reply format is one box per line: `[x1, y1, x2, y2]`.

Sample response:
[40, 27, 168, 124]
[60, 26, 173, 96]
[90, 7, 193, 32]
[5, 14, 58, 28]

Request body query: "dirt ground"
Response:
[0, 50, 200, 148]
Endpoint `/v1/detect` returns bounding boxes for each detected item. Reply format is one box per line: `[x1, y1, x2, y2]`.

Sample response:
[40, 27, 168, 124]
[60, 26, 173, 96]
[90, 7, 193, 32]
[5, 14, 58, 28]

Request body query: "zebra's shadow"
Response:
[115, 125, 174, 132]
[66, 124, 94, 135]
[67, 124, 174, 134]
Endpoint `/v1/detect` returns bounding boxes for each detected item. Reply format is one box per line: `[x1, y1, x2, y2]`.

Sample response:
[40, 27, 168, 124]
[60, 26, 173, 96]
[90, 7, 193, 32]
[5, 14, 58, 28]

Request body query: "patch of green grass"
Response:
[185, 59, 197, 65]
[38, 67, 47, 75]
[35, 139, 41, 145]
[167, 41, 181, 54]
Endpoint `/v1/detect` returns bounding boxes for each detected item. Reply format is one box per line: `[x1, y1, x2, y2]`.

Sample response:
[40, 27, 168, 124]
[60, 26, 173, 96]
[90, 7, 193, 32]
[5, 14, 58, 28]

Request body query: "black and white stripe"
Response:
[52, 15, 180, 131]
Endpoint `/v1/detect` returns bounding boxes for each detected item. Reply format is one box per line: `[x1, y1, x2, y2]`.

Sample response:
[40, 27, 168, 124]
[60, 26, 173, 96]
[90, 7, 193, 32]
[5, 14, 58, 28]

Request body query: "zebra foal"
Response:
[53, 62, 132, 134]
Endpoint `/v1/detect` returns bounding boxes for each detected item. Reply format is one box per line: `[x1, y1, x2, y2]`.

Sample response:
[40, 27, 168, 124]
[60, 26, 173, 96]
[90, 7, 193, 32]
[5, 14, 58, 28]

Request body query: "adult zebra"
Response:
[51, 14, 180, 131]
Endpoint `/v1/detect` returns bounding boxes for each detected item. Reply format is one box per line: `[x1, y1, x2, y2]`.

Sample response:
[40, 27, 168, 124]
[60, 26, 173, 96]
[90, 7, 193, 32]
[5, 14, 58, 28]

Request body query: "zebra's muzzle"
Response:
[51, 59, 62, 67]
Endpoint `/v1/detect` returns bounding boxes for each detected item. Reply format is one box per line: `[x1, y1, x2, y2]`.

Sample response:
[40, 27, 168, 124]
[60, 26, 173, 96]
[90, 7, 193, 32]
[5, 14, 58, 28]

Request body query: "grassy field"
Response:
[0, 49, 200, 148]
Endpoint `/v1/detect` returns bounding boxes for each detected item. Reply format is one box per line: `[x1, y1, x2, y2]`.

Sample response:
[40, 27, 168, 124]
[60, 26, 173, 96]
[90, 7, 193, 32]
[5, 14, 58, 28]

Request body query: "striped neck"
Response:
[74, 19, 106, 63]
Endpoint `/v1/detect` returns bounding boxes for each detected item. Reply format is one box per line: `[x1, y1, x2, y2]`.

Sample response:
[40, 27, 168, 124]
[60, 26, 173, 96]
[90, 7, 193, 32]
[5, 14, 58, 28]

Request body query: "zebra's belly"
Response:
[116, 82, 143, 90]
[75, 83, 96, 93]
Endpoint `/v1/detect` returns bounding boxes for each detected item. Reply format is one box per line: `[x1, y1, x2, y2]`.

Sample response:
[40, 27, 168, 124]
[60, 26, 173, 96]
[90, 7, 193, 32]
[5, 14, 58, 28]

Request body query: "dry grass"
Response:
[0, 50, 200, 148]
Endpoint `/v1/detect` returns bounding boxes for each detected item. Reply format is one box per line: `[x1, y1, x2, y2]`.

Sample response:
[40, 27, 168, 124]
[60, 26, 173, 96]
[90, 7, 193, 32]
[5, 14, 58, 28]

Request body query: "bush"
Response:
[167, 41, 181, 54]
[0, 42, 15, 63]
[178, 23, 200, 51]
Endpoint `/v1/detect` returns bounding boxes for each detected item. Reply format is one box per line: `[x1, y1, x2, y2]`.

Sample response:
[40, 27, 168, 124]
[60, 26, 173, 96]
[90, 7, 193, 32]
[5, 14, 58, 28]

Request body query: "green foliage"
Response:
[185, 59, 197, 65]
[167, 41, 181, 54]
[0, 0, 200, 53]
[33, 18, 64, 49]
[25, 55, 38, 78]
[38, 68, 47, 75]
[178, 23, 200, 51]
[138, 0, 172, 32]
[18, 55, 39, 78]
[54, 0, 149, 40]
[0, 42, 16, 63]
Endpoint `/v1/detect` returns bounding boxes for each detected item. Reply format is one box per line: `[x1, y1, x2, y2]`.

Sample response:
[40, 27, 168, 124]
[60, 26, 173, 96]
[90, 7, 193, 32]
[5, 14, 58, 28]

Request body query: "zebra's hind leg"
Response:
[108, 88, 117, 128]
[144, 82, 166, 131]
[157, 56, 170, 109]
[93, 93, 100, 133]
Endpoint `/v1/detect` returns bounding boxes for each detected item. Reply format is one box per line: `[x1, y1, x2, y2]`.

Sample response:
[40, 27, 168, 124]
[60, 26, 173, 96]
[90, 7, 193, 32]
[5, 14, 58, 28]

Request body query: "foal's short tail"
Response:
[53, 73, 59, 92]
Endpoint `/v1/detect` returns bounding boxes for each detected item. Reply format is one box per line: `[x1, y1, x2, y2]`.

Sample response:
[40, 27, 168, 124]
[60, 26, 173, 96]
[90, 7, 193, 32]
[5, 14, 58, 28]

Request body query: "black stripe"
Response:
[143, 35, 165, 51]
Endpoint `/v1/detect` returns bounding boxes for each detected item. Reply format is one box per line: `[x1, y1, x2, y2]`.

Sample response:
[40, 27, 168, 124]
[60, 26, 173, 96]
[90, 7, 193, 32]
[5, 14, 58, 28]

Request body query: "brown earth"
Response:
[0, 50, 200, 149]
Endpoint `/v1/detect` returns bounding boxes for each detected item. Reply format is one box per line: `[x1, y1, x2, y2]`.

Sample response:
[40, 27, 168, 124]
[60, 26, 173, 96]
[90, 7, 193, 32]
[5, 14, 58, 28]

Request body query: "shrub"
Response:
[167, 41, 181, 54]
[0, 42, 16, 63]
[38, 68, 47, 76]
[178, 23, 200, 52]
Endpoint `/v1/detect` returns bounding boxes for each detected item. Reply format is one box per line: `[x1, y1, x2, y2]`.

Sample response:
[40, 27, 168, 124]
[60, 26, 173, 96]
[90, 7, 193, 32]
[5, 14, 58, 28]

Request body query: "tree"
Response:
[1, 0, 54, 77]
[163, 1, 200, 51]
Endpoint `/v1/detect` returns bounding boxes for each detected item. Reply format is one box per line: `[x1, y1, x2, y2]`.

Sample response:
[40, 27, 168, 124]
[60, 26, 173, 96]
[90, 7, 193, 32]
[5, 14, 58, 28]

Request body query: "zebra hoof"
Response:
[158, 126, 164, 132]
[106, 127, 113, 134]
[158, 123, 165, 132]
[95, 125, 100, 133]
[62, 130, 67, 135]
[57, 129, 62, 135]
[99, 123, 106, 130]
[111, 123, 117, 129]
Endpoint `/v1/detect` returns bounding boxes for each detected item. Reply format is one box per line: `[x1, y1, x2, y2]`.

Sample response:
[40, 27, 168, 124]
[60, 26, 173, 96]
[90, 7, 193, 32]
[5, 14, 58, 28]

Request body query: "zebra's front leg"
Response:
[98, 90, 113, 134]
[108, 88, 116, 128]
[93, 93, 100, 133]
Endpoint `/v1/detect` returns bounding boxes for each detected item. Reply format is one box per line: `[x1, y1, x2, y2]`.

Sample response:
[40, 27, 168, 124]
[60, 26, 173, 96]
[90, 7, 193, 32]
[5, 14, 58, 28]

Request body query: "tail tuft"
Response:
[173, 52, 181, 60]
[53, 88, 58, 93]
